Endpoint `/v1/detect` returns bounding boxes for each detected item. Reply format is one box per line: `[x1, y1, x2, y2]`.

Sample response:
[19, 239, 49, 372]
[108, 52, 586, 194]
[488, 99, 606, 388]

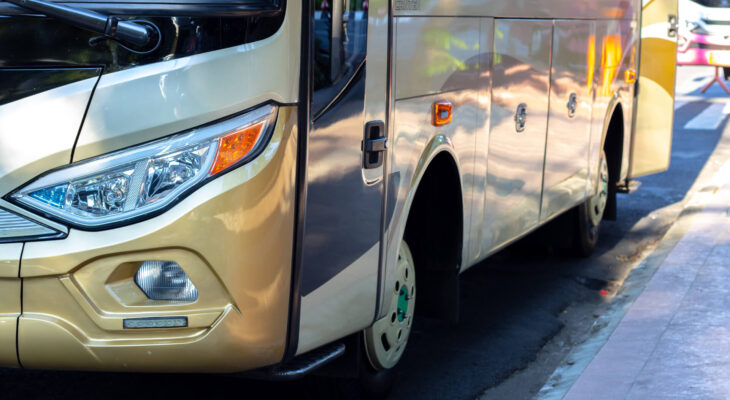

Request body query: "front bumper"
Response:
[3, 107, 298, 373]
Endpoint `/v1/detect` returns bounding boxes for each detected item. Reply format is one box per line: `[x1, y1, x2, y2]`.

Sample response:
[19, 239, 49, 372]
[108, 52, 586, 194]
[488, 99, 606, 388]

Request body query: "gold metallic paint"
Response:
[0, 279, 20, 367]
[0, 244, 20, 367]
[15, 107, 298, 372]
[0, 242, 22, 278]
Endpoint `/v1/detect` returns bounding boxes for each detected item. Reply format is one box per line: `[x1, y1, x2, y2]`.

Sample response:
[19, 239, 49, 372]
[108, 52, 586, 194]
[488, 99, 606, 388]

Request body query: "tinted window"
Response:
[312, 0, 368, 116]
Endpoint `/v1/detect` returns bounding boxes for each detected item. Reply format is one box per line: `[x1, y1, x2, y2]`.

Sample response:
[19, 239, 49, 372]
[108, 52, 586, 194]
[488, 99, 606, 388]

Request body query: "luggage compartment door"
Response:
[630, 0, 678, 178]
[542, 20, 596, 221]
[485, 19, 552, 249]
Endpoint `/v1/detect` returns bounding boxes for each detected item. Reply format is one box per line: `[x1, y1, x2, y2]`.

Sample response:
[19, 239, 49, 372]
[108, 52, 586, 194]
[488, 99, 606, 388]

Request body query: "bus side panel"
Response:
[541, 20, 596, 222]
[394, 0, 636, 20]
[483, 19, 552, 252]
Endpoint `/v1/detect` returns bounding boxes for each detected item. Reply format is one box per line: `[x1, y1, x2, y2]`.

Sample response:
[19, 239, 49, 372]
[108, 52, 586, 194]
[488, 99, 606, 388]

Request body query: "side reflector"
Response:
[210, 121, 265, 175]
[625, 69, 637, 84]
[432, 101, 453, 126]
[124, 317, 188, 329]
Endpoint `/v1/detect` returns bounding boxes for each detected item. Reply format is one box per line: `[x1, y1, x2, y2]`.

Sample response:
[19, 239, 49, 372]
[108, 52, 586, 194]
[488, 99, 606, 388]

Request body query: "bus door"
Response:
[630, 0, 678, 178]
[296, 0, 388, 353]
[485, 20, 553, 248]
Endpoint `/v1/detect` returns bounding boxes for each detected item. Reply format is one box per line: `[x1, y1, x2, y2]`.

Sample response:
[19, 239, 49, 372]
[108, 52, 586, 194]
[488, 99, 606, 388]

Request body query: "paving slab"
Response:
[562, 160, 730, 400]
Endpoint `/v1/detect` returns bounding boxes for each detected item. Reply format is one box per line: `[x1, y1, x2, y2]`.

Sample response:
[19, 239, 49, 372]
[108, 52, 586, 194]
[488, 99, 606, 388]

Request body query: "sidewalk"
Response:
[562, 160, 730, 399]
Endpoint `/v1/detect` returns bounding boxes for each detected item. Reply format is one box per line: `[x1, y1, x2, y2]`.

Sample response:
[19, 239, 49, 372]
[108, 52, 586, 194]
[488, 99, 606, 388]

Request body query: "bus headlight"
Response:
[9, 104, 277, 229]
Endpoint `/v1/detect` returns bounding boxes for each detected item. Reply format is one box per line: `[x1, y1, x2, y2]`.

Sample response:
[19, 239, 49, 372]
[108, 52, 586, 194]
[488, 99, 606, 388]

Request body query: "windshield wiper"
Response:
[5, 0, 155, 47]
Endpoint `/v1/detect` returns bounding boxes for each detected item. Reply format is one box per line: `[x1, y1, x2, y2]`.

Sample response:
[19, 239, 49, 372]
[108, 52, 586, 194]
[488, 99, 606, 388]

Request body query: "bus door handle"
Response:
[362, 120, 387, 169]
[567, 93, 578, 118]
[514, 103, 528, 132]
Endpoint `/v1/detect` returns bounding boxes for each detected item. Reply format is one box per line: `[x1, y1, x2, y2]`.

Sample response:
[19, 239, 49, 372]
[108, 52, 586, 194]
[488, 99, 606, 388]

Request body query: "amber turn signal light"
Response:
[625, 69, 637, 84]
[210, 121, 265, 175]
[432, 101, 453, 126]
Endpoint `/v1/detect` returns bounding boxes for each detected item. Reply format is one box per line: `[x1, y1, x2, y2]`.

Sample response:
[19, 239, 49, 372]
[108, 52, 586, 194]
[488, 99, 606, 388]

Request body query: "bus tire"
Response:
[574, 149, 609, 257]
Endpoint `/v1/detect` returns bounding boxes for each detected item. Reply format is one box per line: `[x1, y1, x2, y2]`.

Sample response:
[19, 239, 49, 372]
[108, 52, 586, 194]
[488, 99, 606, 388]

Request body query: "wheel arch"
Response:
[600, 97, 625, 220]
[393, 136, 465, 323]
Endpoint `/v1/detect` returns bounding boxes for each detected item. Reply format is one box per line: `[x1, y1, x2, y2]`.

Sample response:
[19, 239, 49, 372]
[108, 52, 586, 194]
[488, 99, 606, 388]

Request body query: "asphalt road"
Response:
[0, 66, 725, 400]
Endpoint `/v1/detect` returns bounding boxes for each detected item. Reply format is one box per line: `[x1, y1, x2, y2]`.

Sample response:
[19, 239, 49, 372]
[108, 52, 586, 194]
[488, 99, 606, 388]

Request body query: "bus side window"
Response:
[312, 0, 368, 116]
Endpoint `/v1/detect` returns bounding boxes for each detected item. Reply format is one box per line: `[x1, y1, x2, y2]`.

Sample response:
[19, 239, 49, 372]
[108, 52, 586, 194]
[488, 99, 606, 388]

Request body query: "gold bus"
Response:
[0, 0, 676, 395]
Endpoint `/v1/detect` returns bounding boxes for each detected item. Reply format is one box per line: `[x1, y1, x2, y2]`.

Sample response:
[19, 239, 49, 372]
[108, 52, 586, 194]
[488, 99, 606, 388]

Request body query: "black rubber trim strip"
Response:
[0, 232, 65, 244]
[15, 242, 24, 368]
[282, 0, 311, 362]
[69, 68, 102, 165]
[268, 342, 344, 380]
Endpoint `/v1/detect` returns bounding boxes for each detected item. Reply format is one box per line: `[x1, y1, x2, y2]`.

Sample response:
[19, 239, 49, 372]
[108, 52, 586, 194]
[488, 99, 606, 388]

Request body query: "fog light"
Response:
[134, 261, 198, 301]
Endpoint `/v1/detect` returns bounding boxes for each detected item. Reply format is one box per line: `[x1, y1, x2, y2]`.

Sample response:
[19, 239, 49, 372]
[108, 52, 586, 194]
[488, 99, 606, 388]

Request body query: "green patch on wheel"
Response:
[397, 286, 409, 322]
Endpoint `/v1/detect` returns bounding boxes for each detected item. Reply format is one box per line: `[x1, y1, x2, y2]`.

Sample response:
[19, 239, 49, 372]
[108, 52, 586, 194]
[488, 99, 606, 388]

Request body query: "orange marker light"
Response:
[210, 121, 265, 175]
[625, 69, 637, 84]
[432, 101, 453, 126]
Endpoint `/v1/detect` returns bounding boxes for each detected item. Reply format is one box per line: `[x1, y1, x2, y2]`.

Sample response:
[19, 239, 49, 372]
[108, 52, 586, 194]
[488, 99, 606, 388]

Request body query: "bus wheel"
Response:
[575, 149, 609, 256]
[360, 240, 416, 394]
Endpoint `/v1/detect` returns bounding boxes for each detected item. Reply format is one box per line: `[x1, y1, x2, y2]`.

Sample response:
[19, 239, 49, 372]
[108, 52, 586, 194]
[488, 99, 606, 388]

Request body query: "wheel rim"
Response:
[364, 240, 416, 370]
[588, 151, 609, 228]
